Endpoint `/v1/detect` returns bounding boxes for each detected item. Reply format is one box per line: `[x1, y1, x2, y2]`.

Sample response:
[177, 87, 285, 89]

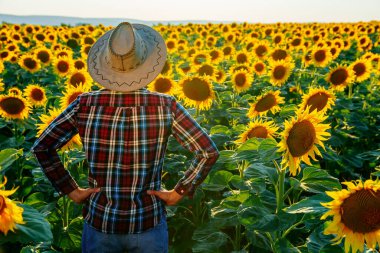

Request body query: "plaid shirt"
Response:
[31, 88, 219, 234]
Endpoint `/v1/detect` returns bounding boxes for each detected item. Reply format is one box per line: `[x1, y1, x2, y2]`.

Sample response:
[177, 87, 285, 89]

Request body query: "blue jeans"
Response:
[81, 215, 168, 253]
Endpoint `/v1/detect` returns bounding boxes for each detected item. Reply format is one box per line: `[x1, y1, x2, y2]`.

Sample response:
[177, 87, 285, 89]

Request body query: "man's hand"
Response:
[147, 189, 184, 206]
[68, 187, 101, 204]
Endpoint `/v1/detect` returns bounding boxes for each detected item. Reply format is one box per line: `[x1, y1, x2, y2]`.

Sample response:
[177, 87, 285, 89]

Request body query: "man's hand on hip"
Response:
[147, 189, 184, 206]
[68, 187, 101, 204]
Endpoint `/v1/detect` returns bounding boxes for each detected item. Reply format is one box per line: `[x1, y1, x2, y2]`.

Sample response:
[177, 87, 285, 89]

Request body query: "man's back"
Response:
[32, 88, 219, 234]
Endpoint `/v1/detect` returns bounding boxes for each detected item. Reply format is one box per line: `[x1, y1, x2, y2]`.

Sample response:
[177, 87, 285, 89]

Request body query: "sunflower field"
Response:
[0, 20, 379, 253]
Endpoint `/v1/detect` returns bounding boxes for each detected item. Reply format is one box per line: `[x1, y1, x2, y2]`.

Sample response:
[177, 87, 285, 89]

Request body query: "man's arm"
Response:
[170, 99, 220, 197]
[31, 98, 81, 196]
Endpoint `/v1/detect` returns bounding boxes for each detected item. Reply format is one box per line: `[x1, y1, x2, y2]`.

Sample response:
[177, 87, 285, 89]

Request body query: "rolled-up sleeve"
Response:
[171, 99, 219, 197]
[30, 98, 81, 195]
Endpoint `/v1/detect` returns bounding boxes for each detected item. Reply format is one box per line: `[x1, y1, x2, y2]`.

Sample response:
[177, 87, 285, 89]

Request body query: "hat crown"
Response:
[107, 22, 148, 72]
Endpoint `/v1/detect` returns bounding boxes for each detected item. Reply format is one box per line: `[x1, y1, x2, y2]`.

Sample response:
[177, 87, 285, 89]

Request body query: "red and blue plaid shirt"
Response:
[31, 88, 219, 234]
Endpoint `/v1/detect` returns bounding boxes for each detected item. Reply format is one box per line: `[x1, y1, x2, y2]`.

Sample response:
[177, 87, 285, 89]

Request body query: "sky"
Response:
[0, 0, 380, 23]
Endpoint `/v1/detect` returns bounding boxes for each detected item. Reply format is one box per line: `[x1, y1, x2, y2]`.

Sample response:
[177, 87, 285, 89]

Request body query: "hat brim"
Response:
[87, 24, 167, 92]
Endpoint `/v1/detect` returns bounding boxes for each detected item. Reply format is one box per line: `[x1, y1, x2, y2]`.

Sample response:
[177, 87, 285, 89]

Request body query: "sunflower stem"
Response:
[274, 160, 285, 213]
[348, 83, 353, 98]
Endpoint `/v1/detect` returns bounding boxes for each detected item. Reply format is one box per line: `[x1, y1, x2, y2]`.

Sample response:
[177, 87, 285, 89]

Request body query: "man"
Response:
[31, 22, 219, 253]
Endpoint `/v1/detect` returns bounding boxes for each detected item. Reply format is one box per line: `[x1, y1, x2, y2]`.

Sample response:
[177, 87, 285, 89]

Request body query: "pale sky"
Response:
[0, 0, 379, 23]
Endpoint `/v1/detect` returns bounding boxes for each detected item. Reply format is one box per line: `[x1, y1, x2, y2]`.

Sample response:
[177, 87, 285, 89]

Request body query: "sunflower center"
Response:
[23, 58, 37, 70]
[314, 50, 326, 62]
[255, 94, 276, 112]
[198, 65, 214, 76]
[306, 92, 329, 112]
[31, 88, 44, 101]
[0, 196, 6, 214]
[255, 63, 264, 72]
[330, 68, 348, 85]
[36, 34, 45, 41]
[237, 53, 248, 64]
[210, 50, 220, 61]
[273, 65, 286, 80]
[37, 51, 50, 63]
[248, 126, 268, 139]
[353, 63, 366, 77]
[272, 49, 287, 61]
[0, 97, 26, 115]
[291, 38, 301, 47]
[274, 36, 282, 44]
[286, 120, 316, 157]
[70, 73, 86, 87]
[74, 60, 85, 70]
[223, 47, 232, 56]
[167, 41, 175, 49]
[341, 189, 380, 233]
[235, 73, 247, 87]
[68, 92, 83, 105]
[182, 78, 211, 101]
[255, 45, 267, 57]
[57, 61, 69, 73]
[84, 37, 95, 45]
[154, 78, 172, 93]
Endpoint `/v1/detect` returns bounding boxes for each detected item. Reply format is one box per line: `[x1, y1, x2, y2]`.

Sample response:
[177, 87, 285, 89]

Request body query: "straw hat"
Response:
[87, 22, 167, 92]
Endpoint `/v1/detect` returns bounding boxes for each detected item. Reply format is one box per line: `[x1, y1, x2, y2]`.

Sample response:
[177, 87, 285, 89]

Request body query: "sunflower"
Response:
[147, 74, 176, 95]
[165, 39, 177, 52]
[18, 54, 41, 73]
[326, 65, 355, 91]
[252, 61, 267, 76]
[209, 49, 224, 63]
[235, 50, 251, 65]
[0, 177, 25, 235]
[176, 76, 215, 110]
[269, 60, 295, 86]
[215, 69, 227, 84]
[247, 90, 285, 118]
[299, 87, 336, 114]
[23, 84, 47, 106]
[81, 45, 92, 59]
[37, 107, 82, 150]
[221, 45, 236, 59]
[321, 179, 380, 253]
[53, 56, 73, 77]
[311, 47, 333, 67]
[34, 47, 53, 65]
[66, 69, 92, 87]
[191, 51, 211, 66]
[73, 58, 86, 70]
[176, 61, 194, 76]
[253, 41, 270, 59]
[270, 48, 291, 62]
[277, 108, 330, 176]
[0, 94, 30, 120]
[350, 58, 372, 83]
[272, 33, 285, 45]
[231, 70, 253, 94]
[60, 84, 89, 109]
[235, 119, 279, 144]
[196, 63, 217, 80]
[55, 48, 73, 59]
[8, 87, 22, 96]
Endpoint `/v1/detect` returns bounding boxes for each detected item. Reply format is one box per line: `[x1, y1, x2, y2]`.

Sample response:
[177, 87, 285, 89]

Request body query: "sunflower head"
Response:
[18, 54, 41, 73]
[34, 47, 53, 65]
[269, 60, 295, 86]
[147, 74, 176, 95]
[299, 87, 336, 114]
[53, 56, 73, 77]
[252, 61, 267, 76]
[23, 84, 48, 106]
[321, 179, 380, 253]
[231, 70, 253, 94]
[66, 69, 92, 87]
[248, 90, 284, 118]
[0, 94, 30, 120]
[311, 47, 333, 67]
[278, 108, 330, 175]
[60, 84, 90, 109]
[176, 76, 215, 110]
[0, 176, 25, 235]
[235, 119, 279, 144]
[326, 65, 355, 91]
[350, 58, 372, 83]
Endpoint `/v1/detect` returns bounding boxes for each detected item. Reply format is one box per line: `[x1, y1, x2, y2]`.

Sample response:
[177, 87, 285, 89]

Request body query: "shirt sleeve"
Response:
[170, 99, 220, 197]
[30, 97, 81, 196]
